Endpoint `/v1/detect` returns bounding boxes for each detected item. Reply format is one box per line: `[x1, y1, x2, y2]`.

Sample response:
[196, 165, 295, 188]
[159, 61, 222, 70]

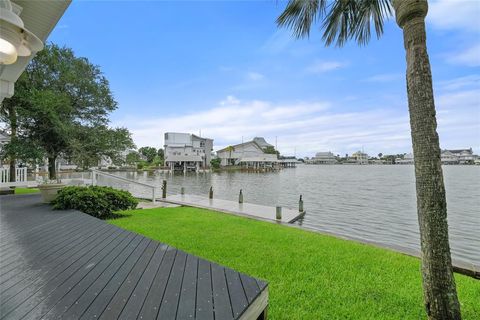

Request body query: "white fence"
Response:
[91, 169, 157, 202]
[0, 167, 28, 187]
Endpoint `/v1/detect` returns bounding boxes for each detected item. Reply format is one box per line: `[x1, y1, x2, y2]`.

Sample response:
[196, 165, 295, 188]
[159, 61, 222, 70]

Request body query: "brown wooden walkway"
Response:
[0, 194, 268, 320]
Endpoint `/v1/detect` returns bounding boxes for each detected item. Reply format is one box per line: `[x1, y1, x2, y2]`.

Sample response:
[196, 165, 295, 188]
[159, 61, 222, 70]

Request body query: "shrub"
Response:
[210, 158, 221, 169]
[52, 186, 138, 219]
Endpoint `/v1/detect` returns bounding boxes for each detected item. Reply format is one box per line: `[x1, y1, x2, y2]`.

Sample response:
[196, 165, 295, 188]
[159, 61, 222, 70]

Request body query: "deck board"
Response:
[0, 194, 268, 320]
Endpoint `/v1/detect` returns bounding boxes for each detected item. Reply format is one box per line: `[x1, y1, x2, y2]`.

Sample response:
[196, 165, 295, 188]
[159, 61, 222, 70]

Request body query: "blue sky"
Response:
[49, 0, 479, 157]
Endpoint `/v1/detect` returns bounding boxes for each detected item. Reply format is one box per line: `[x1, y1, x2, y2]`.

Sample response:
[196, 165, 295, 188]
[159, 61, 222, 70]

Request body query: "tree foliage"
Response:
[263, 146, 280, 156]
[138, 146, 158, 163]
[1, 44, 133, 178]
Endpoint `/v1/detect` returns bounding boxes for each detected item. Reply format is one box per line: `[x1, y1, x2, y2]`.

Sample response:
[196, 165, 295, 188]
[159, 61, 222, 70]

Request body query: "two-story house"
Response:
[164, 132, 213, 172]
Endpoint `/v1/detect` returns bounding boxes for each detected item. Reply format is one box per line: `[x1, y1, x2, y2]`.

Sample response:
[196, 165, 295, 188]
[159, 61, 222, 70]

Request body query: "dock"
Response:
[160, 194, 305, 224]
[0, 194, 269, 320]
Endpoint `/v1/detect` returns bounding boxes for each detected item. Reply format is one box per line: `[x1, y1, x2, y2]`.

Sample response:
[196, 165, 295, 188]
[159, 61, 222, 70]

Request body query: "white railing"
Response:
[0, 167, 28, 186]
[91, 169, 157, 203]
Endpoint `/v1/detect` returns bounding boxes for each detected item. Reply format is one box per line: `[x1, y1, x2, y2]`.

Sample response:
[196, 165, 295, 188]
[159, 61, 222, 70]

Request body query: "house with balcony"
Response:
[216, 137, 279, 169]
[164, 132, 213, 172]
[441, 148, 474, 164]
[305, 152, 337, 164]
[351, 151, 369, 164]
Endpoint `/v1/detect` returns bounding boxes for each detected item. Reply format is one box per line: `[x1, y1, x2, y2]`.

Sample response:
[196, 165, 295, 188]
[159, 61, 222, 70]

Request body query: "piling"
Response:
[180, 187, 185, 195]
[162, 180, 167, 198]
[209, 186, 213, 199]
[299, 195, 304, 212]
[239, 189, 243, 203]
[276, 206, 282, 220]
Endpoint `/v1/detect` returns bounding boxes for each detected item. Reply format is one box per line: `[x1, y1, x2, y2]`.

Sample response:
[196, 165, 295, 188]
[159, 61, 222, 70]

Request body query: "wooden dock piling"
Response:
[276, 206, 282, 220]
[162, 180, 167, 198]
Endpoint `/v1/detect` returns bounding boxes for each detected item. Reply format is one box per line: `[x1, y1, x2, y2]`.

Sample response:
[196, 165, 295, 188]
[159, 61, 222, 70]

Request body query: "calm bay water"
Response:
[99, 165, 480, 267]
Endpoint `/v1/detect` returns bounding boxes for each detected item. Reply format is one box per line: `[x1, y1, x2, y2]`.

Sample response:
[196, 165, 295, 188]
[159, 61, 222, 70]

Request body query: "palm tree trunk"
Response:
[393, 1, 461, 319]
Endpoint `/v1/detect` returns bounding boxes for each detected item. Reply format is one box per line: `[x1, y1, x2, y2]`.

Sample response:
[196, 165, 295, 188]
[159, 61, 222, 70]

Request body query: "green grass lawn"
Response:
[14, 187, 40, 194]
[109, 207, 480, 320]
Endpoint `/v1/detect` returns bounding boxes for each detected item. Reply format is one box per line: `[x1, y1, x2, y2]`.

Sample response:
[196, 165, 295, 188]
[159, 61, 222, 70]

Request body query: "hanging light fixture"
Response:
[0, 0, 43, 65]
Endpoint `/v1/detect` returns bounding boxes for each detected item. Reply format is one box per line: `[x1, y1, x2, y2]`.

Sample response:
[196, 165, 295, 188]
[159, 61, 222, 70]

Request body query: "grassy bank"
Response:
[14, 187, 39, 194]
[109, 207, 480, 319]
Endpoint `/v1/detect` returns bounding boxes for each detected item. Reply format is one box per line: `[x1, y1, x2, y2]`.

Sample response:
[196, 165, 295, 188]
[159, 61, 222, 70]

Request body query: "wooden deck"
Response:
[0, 194, 268, 320]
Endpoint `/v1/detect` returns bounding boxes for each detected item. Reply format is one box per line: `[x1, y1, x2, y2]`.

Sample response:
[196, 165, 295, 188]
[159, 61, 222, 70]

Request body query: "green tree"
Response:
[126, 152, 141, 166]
[138, 146, 158, 163]
[210, 158, 221, 169]
[225, 145, 235, 165]
[277, 1, 460, 318]
[263, 146, 280, 156]
[69, 125, 134, 169]
[2, 44, 121, 180]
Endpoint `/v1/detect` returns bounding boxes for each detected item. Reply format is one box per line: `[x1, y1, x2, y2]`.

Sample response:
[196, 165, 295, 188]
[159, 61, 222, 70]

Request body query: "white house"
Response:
[396, 153, 414, 164]
[216, 137, 279, 168]
[351, 151, 369, 164]
[164, 132, 213, 172]
[442, 148, 474, 164]
[305, 152, 337, 164]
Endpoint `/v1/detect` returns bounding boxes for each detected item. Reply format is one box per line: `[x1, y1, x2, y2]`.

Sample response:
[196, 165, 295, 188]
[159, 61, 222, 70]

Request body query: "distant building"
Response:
[164, 132, 213, 172]
[216, 137, 279, 168]
[441, 148, 474, 164]
[396, 153, 414, 164]
[305, 152, 337, 164]
[351, 151, 369, 164]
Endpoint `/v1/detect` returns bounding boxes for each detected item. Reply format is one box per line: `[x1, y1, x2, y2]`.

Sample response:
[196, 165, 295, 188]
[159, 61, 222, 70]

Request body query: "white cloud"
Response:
[247, 72, 265, 81]
[436, 75, 480, 91]
[446, 44, 480, 67]
[363, 73, 404, 83]
[306, 60, 347, 74]
[115, 89, 479, 157]
[260, 30, 292, 54]
[428, 0, 480, 32]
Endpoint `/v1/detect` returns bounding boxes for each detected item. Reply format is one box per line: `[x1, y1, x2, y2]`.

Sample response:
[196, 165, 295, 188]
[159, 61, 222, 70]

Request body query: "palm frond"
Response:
[276, 0, 328, 38]
[277, 0, 393, 47]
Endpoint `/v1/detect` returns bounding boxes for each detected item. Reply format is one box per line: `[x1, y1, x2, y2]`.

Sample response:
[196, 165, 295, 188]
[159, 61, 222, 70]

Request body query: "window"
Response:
[200, 141, 205, 147]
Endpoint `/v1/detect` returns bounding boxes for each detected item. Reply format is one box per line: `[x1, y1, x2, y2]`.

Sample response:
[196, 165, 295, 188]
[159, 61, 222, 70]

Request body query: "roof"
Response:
[314, 152, 335, 157]
[253, 137, 273, 148]
[443, 148, 473, 154]
[217, 140, 264, 153]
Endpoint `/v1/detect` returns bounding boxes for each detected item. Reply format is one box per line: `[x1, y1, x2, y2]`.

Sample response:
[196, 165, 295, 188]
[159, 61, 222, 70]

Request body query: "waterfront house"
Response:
[351, 151, 369, 164]
[216, 137, 280, 168]
[441, 151, 459, 164]
[396, 153, 414, 164]
[305, 152, 337, 164]
[164, 132, 213, 172]
[441, 148, 474, 164]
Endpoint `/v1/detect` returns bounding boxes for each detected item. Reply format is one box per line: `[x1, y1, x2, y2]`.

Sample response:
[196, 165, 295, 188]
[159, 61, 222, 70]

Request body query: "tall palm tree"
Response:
[226, 145, 235, 165]
[277, 1, 460, 319]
